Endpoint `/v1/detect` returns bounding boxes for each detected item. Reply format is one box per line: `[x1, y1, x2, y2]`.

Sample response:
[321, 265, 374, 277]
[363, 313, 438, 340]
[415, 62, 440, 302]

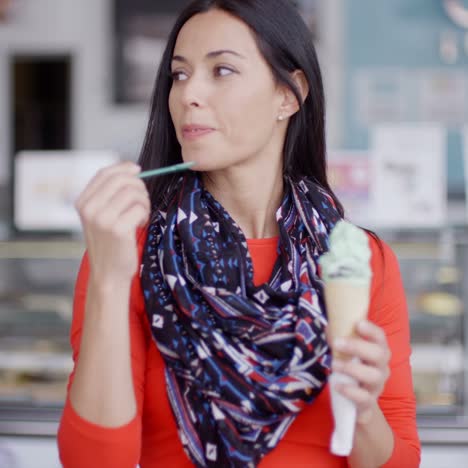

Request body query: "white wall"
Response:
[317, 0, 344, 149]
[0, 0, 148, 184]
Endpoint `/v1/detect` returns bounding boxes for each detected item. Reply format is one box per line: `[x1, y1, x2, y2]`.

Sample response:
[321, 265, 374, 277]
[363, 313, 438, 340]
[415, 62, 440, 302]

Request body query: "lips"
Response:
[182, 124, 216, 140]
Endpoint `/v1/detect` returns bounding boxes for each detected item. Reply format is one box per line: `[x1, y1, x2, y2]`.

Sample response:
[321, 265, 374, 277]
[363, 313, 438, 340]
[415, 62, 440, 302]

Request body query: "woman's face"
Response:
[169, 9, 287, 172]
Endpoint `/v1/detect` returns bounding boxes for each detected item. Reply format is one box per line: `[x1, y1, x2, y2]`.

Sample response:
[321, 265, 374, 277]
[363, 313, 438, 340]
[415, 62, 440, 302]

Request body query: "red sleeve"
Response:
[57, 230, 149, 468]
[366, 237, 421, 468]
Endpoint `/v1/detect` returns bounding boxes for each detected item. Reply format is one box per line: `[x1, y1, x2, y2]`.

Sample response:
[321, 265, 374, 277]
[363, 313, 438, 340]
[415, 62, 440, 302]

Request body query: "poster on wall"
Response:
[327, 151, 373, 227]
[114, 0, 190, 103]
[370, 124, 447, 229]
[354, 69, 468, 127]
[14, 151, 119, 232]
[419, 70, 468, 125]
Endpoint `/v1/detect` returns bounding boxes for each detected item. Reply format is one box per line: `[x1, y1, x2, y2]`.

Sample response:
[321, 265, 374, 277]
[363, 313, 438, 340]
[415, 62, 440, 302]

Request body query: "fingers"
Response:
[332, 321, 391, 367]
[92, 204, 150, 244]
[332, 380, 377, 425]
[333, 338, 390, 368]
[355, 320, 388, 347]
[75, 164, 149, 228]
[117, 204, 150, 235]
[76, 161, 141, 210]
[332, 358, 389, 393]
[78, 179, 148, 227]
[330, 321, 391, 422]
[93, 186, 150, 235]
[334, 379, 370, 407]
[73, 161, 150, 281]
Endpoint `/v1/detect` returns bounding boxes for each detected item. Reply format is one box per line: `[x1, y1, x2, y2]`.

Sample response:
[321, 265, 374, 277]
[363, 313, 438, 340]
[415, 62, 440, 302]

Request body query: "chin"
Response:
[181, 152, 226, 173]
[182, 144, 247, 172]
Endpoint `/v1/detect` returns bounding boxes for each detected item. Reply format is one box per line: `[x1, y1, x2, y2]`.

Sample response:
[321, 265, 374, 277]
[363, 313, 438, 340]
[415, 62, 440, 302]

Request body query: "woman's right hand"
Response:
[75, 161, 150, 285]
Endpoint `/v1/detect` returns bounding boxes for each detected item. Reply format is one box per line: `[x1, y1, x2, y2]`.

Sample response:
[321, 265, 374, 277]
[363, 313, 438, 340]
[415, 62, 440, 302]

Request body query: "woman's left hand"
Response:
[331, 319, 391, 425]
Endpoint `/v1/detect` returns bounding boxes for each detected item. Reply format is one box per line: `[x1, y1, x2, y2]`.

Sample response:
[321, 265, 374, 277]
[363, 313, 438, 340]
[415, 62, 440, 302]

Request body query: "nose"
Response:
[180, 73, 207, 109]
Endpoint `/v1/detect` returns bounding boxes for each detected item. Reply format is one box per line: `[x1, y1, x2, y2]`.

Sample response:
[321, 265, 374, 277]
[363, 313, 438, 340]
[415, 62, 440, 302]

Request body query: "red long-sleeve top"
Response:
[58, 233, 420, 467]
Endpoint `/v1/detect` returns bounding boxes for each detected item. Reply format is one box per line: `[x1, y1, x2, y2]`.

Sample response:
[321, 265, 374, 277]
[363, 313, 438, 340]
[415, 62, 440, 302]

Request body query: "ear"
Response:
[278, 70, 309, 119]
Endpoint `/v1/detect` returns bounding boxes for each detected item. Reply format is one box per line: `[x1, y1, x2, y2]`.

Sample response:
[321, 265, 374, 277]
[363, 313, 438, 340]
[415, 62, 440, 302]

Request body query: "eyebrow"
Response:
[172, 49, 246, 63]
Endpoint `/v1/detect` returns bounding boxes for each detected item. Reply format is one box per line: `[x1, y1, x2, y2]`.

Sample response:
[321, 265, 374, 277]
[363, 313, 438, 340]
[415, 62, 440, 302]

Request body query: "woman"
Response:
[58, 1, 420, 467]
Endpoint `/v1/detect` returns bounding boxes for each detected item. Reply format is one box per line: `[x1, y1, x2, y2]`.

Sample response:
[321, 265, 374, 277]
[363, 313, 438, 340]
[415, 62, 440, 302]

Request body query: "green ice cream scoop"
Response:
[319, 220, 372, 285]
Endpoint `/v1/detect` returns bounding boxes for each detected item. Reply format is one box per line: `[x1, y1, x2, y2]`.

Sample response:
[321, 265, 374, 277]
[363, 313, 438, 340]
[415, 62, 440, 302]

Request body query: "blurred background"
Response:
[0, 0, 468, 466]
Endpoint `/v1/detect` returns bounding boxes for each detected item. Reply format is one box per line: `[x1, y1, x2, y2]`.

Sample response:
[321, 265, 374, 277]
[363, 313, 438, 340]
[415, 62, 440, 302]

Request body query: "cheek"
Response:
[223, 88, 276, 144]
[168, 90, 176, 122]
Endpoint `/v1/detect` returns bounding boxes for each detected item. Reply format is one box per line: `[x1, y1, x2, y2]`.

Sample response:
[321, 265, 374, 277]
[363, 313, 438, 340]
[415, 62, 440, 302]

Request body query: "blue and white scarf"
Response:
[141, 173, 342, 467]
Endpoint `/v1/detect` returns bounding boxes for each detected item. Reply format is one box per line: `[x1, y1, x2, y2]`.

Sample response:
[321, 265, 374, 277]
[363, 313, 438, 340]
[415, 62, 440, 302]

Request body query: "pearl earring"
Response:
[278, 115, 284, 121]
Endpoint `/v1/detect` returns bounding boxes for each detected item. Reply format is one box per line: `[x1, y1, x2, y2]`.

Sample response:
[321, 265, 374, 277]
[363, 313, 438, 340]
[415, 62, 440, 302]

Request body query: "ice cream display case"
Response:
[0, 228, 468, 437]
[384, 227, 468, 427]
[0, 239, 83, 435]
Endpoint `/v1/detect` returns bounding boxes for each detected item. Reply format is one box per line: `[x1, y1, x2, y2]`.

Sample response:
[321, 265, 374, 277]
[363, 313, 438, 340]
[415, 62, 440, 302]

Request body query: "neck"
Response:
[202, 161, 283, 239]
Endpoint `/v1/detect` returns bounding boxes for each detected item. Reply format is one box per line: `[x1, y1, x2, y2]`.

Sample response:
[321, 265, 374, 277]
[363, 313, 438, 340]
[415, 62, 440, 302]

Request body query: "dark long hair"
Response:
[138, 0, 344, 217]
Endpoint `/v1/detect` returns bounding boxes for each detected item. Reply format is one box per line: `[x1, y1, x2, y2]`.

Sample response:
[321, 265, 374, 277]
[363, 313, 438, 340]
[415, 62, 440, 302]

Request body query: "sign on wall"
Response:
[370, 124, 447, 229]
[14, 151, 119, 232]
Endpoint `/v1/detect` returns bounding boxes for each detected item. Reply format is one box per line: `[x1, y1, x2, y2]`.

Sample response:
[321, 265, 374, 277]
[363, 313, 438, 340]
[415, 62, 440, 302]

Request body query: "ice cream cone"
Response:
[318, 220, 373, 456]
[324, 281, 370, 359]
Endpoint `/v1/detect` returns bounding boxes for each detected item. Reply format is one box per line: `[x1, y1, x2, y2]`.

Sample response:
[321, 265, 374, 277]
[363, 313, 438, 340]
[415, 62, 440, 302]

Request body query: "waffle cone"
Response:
[324, 280, 370, 360]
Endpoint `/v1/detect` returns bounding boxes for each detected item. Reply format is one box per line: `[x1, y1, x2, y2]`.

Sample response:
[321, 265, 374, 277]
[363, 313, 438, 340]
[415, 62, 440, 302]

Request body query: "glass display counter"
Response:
[0, 240, 83, 435]
[385, 227, 468, 442]
[1, 230, 468, 439]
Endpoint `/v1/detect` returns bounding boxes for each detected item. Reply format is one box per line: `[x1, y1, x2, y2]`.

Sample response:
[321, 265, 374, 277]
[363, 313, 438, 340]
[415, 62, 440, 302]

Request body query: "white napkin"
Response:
[329, 371, 357, 456]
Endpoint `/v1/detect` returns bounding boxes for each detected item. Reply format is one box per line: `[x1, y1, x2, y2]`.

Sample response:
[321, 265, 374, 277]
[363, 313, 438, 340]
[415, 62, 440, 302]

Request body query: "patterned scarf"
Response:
[141, 173, 342, 467]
